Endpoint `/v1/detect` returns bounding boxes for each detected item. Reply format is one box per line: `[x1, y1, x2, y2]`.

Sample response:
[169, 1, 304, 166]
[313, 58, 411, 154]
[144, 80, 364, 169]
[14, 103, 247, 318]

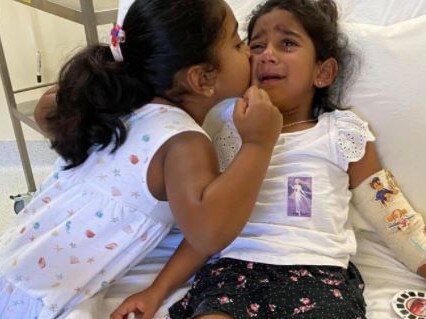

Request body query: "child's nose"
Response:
[261, 45, 278, 63]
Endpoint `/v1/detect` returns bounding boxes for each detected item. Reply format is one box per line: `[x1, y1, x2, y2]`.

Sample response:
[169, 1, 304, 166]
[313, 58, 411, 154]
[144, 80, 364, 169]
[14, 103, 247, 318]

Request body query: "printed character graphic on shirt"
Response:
[288, 177, 312, 217]
[369, 174, 399, 207]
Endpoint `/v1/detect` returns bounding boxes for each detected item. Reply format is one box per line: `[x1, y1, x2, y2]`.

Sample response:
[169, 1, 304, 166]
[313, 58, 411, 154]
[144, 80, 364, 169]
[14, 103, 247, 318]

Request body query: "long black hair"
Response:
[47, 0, 227, 169]
[247, 0, 358, 117]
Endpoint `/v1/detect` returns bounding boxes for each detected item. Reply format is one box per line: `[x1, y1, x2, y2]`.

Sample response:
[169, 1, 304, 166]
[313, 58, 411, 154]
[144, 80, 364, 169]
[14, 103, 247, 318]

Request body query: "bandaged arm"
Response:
[351, 169, 426, 276]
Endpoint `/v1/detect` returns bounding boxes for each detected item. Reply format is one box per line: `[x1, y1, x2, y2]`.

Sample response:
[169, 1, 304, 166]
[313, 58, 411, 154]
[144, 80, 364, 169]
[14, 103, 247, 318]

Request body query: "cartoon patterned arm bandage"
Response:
[351, 169, 426, 274]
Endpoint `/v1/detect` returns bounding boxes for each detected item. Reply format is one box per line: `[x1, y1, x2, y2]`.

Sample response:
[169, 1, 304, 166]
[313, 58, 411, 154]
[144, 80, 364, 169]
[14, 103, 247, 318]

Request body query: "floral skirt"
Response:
[169, 258, 366, 319]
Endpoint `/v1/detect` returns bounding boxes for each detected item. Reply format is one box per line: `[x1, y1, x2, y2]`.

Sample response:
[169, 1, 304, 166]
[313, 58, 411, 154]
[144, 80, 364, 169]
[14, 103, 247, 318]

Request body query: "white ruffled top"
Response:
[204, 99, 375, 268]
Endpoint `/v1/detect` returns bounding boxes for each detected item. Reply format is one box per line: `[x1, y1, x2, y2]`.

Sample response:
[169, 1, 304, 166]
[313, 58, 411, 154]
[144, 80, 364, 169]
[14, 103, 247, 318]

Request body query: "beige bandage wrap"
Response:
[351, 169, 426, 273]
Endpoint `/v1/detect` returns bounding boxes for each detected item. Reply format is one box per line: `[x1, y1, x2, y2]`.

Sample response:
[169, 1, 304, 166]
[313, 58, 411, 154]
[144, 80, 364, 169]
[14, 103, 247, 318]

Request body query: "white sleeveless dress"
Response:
[0, 103, 207, 319]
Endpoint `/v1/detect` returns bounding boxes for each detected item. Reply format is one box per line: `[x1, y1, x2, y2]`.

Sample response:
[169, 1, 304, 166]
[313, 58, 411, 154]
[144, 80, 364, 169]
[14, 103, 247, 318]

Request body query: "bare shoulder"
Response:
[164, 131, 218, 174]
[148, 130, 218, 200]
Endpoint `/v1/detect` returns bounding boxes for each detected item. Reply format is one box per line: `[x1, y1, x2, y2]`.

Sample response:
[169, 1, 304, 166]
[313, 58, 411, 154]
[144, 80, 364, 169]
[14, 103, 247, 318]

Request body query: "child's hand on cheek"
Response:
[233, 86, 282, 151]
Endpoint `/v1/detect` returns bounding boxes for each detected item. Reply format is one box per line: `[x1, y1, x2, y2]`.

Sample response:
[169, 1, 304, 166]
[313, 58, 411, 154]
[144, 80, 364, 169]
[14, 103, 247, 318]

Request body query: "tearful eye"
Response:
[281, 39, 298, 51]
[283, 40, 296, 46]
[250, 44, 265, 54]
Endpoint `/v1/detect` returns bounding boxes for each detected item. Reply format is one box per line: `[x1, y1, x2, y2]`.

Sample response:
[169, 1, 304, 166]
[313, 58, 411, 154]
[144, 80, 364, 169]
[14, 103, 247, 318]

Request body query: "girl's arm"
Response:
[347, 142, 382, 189]
[34, 85, 58, 137]
[349, 142, 426, 278]
[110, 240, 209, 319]
[162, 87, 282, 255]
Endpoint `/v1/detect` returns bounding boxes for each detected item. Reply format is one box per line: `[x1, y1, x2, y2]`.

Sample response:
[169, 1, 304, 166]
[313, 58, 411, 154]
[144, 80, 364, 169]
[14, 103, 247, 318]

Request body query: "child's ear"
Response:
[314, 58, 338, 88]
[186, 64, 217, 97]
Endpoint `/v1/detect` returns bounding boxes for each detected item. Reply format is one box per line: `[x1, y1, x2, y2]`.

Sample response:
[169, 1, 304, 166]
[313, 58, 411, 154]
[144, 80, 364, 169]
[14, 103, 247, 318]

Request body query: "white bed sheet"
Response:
[65, 1, 426, 318]
[65, 228, 426, 319]
[65, 230, 187, 319]
[352, 227, 426, 319]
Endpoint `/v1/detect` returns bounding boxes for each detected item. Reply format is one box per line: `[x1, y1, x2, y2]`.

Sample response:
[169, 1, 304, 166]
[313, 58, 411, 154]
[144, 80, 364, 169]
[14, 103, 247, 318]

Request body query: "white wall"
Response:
[0, 1, 111, 140]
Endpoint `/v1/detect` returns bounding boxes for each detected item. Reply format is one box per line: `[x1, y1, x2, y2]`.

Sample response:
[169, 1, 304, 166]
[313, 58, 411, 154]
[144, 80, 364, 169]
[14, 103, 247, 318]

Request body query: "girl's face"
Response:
[249, 9, 320, 116]
[213, 2, 251, 101]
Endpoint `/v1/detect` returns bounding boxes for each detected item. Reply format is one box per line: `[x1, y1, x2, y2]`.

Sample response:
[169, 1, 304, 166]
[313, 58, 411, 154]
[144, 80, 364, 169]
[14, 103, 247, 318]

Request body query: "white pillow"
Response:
[342, 15, 426, 217]
[335, 0, 426, 25]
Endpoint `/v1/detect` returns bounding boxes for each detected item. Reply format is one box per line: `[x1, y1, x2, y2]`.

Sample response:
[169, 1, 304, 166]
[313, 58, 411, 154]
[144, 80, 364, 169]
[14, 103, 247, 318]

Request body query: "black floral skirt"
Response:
[169, 258, 366, 319]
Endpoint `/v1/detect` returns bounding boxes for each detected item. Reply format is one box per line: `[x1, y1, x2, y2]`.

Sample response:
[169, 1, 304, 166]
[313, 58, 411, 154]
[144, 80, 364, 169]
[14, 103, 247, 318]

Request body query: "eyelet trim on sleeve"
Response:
[212, 122, 242, 172]
[334, 110, 375, 170]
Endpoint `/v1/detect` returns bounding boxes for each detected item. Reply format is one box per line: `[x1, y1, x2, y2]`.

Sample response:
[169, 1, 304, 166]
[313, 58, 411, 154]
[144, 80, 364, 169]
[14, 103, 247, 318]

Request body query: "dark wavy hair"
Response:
[47, 0, 227, 169]
[247, 0, 358, 117]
